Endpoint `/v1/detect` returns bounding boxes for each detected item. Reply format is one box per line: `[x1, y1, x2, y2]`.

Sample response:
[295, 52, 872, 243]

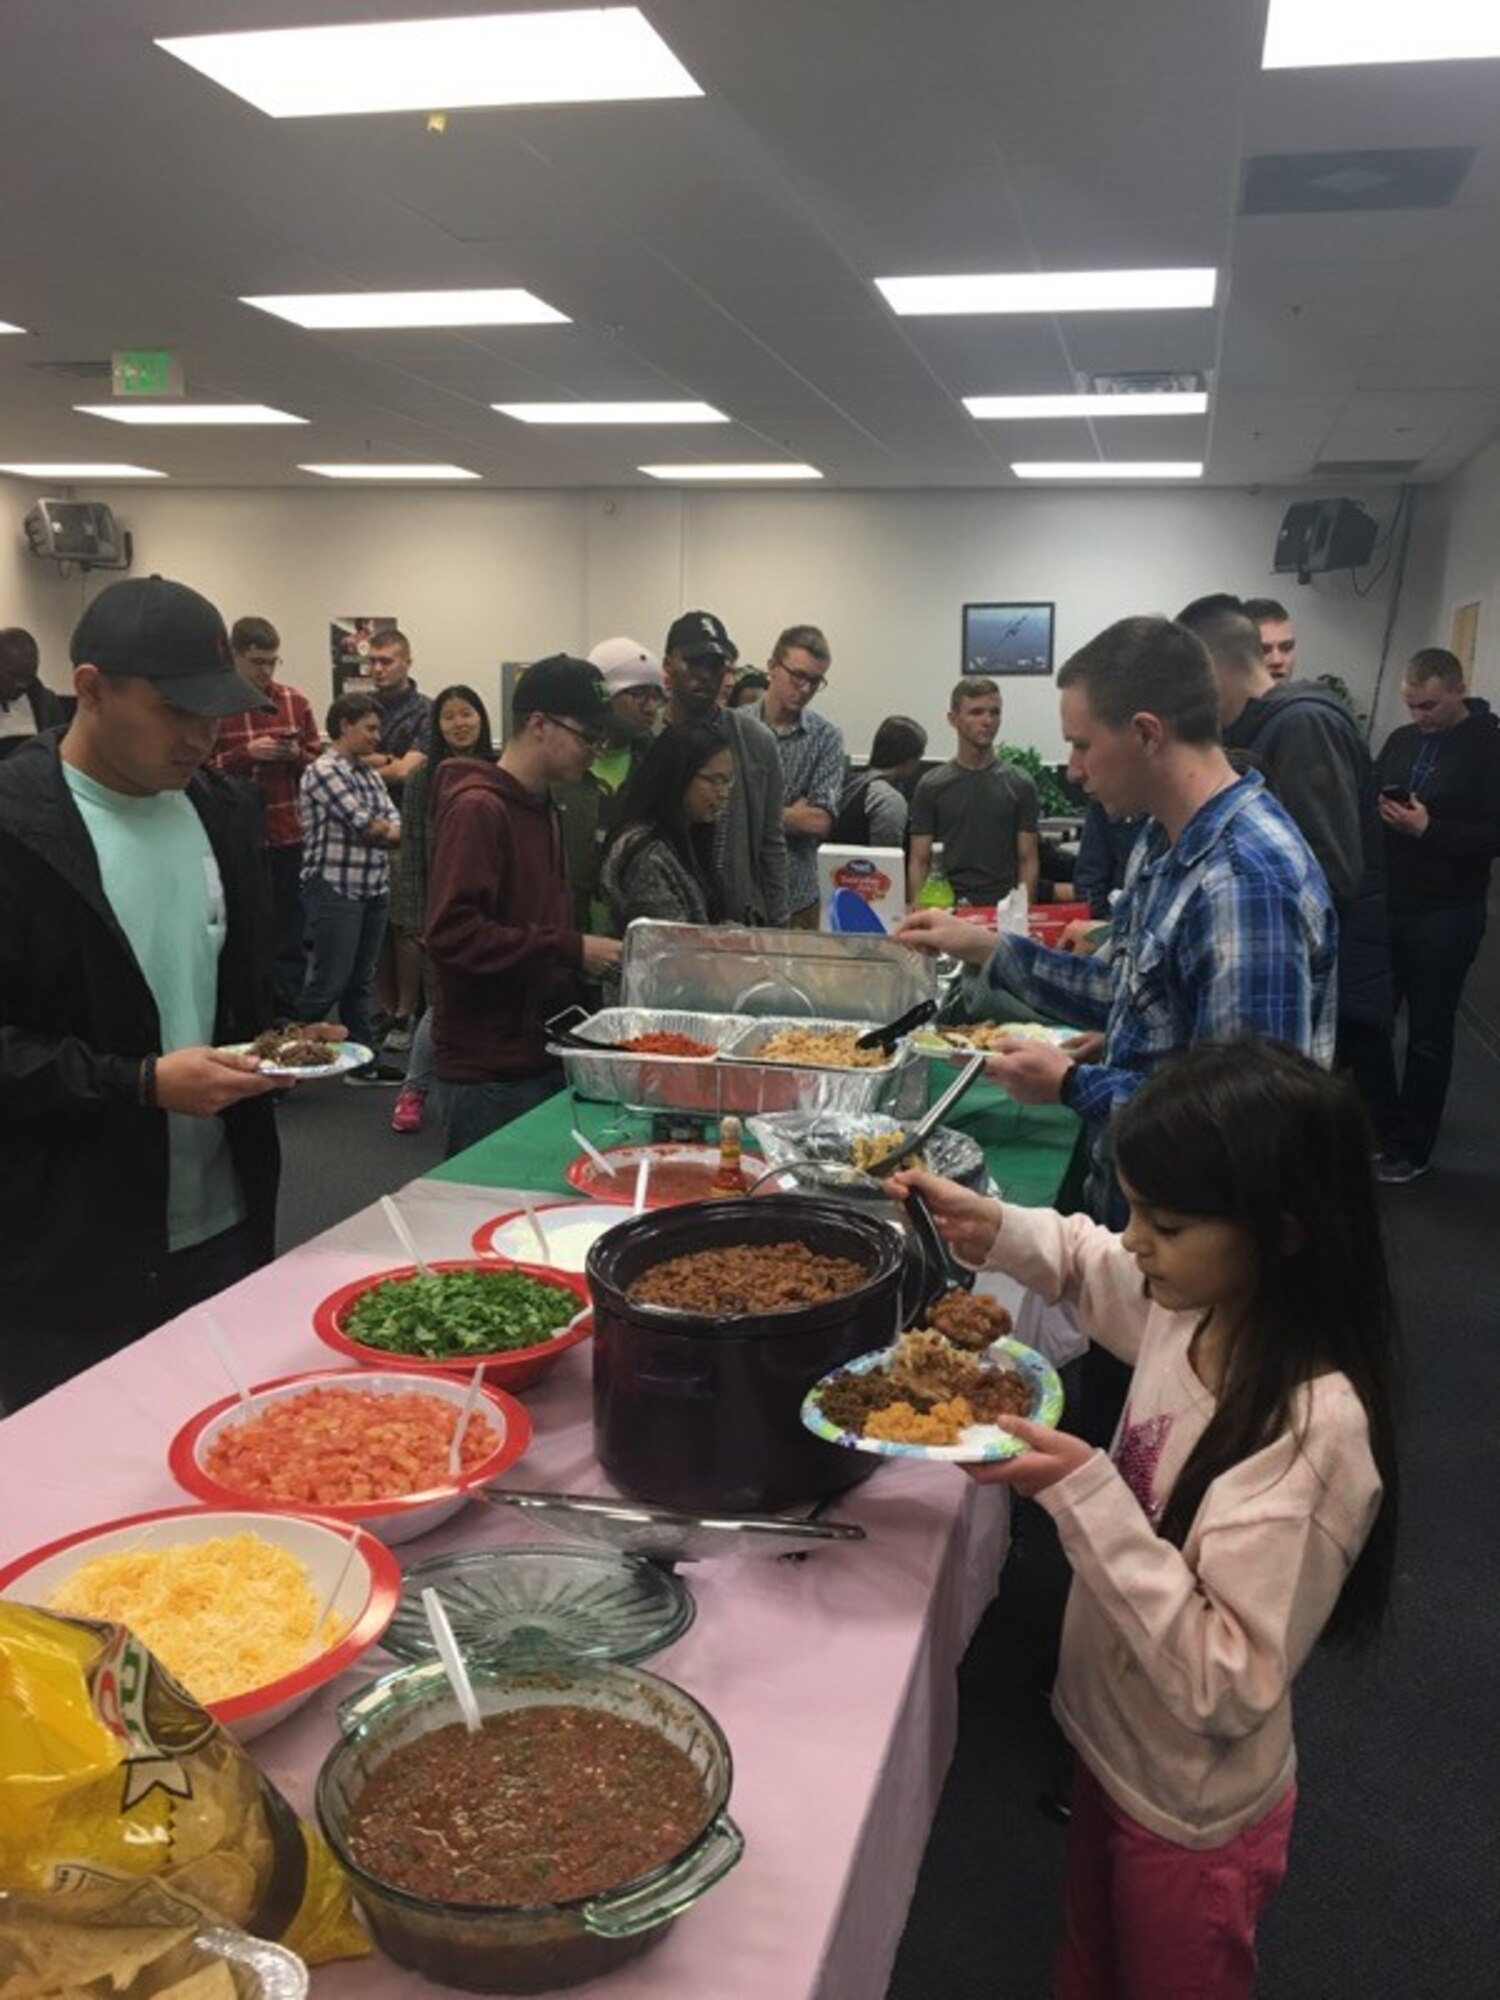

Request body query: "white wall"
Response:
[1418, 438, 1500, 708]
[6, 480, 1441, 759]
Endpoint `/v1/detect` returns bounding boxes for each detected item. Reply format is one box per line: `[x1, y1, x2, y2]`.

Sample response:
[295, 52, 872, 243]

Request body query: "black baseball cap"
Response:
[665, 609, 735, 663]
[512, 654, 613, 730]
[70, 576, 274, 717]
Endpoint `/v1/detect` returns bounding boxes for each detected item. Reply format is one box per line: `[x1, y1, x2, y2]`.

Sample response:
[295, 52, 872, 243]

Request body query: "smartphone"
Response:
[1380, 784, 1414, 806]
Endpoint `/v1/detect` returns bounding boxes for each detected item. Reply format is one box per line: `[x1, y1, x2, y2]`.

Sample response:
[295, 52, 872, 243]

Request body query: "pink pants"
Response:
[1054, 1764, 1296, 2000]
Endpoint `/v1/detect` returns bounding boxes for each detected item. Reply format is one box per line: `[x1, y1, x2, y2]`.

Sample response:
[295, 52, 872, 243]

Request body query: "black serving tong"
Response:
[544, 1003, 633, 1054]
[866, 1051, 987, 1177]
[854, 997, 937, 1054]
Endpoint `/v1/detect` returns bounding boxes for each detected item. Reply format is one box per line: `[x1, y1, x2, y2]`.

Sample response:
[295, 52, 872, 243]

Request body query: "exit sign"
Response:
[111, 349, 184, 397]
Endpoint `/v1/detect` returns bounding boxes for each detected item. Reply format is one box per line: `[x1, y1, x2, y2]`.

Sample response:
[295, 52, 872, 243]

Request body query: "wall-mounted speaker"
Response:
[1273, 498, 1378, 581]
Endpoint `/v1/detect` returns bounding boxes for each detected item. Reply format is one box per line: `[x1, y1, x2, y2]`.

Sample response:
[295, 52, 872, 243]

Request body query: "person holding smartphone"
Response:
[1368, 648, 1500, 1181]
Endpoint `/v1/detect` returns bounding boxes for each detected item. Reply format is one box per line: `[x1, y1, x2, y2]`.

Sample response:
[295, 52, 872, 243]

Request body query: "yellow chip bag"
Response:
[0, 1605, 365, 1967]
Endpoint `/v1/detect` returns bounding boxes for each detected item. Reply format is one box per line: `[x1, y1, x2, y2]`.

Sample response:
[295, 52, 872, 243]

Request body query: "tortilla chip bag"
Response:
[0, 1605, 365, 1967]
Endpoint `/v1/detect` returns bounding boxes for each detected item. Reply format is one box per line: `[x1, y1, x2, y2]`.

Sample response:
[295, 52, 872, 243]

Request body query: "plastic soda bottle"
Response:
[916, 841, 956, 911]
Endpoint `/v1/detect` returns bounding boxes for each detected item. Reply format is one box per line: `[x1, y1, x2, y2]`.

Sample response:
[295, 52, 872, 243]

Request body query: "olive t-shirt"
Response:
[909, 757, 1040, 902]
[63, 764, 246, 1253]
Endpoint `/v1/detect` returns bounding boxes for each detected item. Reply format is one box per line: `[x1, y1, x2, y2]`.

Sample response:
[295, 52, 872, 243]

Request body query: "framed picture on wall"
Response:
[499, 660, 531, 741]
[962, 602, 1055, 677]
[1449, 601, 1480, 676]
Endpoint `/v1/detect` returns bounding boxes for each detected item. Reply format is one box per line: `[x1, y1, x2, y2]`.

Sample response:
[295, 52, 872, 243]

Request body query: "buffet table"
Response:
[0, 1085, 1078, 2000]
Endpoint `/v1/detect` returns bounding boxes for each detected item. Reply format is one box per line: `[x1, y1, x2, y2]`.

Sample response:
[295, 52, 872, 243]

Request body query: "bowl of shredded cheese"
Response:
[0, 1505, 402, 1741]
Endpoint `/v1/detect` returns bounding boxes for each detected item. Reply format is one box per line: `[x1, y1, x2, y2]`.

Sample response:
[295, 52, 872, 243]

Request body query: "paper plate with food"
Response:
[801, 1321, 1064, 1464]
[219, 1028, 374, 1078]
[912, 1020, 1081, 1056]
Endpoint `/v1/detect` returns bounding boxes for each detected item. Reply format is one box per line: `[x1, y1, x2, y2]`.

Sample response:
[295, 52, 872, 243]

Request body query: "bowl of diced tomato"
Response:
[169, 1368, 534, 1546]
[313, 1259, 594, 1392]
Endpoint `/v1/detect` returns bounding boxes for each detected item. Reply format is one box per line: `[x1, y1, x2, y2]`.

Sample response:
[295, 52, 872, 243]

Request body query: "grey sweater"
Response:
[715, 706, 789, 927]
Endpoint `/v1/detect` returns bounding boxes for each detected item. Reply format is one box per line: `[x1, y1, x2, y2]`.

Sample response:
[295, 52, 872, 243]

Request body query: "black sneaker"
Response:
[343, 1061, 404, 1089]
[1374, 1152, 1429, 1185]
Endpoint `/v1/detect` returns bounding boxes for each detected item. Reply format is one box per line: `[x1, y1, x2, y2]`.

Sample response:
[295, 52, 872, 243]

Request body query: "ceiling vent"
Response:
[1312, 458, 1420, 478]
[26, 358, 113, 381]
[1242, 148, 1474, 214]
[1084, 370, 1208, 397]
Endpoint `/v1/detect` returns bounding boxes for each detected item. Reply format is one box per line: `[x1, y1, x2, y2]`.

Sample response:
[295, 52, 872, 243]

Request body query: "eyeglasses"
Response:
[776, 663, 829, 695]
[545, 714, 608, 751]
[694, 770, 735, 793]
[618, 685, 665, 704]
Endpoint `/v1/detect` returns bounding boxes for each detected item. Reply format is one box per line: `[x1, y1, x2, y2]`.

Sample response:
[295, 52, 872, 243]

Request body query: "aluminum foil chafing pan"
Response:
[720, 1016, 905, 1075]
[547, 1008, 752, 1114]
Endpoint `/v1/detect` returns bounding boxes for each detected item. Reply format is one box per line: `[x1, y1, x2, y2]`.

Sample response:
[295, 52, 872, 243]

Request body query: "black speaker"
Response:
[1273, 498, 1378, 579]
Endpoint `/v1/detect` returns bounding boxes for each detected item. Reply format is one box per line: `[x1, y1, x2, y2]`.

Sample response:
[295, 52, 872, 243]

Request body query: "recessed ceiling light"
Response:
[157, 8, 702, 118]
[0, 322, 27, 336]
[876, 270, 1217, 315]
[1011, 461, 1204, 479]
[245, 290, 567, 330]
[496, 401, 728, 424]
[75, 403, 307, 426]
[1263, 0, 1500, 68]
[638, 462, 823, 481]
[298, 463, 481, 481]
[966, 392, 1209, 419]
[0, 462, 165, 478]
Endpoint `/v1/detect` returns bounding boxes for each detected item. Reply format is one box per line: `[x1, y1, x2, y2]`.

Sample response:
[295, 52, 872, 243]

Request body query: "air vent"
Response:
[1243, 148, 1474, 214]
[27, 358, 113, 380]
[1312, 459, 1420, 478]
[1085, 370, 1207, 397]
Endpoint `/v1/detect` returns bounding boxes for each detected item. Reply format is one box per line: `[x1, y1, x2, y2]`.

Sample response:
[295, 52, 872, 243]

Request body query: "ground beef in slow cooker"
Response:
[626, 1241, 868, 1313]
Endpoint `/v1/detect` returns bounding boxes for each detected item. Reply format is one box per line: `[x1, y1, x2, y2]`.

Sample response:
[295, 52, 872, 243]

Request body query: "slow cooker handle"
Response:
[582, 1812, 746, 1937]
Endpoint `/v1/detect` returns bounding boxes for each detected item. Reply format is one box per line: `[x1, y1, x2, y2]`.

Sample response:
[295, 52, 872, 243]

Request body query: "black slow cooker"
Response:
[587, 1196, 905, 1512]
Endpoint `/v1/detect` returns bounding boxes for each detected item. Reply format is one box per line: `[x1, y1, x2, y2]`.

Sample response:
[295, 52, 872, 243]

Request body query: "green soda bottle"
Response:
[916, 841, 956, 911]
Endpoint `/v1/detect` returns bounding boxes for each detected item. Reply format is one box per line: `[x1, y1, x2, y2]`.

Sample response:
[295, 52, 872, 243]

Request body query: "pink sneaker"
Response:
[390, 1086, 426, 1134]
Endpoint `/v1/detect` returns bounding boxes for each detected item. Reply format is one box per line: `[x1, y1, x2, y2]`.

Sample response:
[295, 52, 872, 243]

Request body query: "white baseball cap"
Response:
[589, 635, 666, 696]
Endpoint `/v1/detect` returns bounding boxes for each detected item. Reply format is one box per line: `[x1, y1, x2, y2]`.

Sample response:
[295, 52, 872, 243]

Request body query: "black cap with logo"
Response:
[665, 609, 735, 663]
[512, 654, 613, 730]
[70, 576, 273, 717]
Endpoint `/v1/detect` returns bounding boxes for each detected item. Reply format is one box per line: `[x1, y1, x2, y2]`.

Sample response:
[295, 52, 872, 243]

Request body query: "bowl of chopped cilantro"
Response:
[315, 1260, 593, 1391]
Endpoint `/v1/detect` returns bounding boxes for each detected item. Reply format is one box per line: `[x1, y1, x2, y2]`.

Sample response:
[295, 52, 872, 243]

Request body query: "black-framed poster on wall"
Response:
[961, 602, 1055, 677]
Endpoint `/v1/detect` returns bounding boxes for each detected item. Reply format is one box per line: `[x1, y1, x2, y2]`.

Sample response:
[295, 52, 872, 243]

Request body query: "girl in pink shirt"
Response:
[895, 1040, 1399, 2000]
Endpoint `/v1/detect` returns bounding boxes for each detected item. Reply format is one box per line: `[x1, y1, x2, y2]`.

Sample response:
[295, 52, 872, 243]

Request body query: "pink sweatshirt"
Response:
[986, 1204, 1382, 1849]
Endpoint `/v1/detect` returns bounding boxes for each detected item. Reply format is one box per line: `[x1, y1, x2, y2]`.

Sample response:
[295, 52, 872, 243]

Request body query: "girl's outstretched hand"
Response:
[963, 1419, 1095, 1494]
[886, 1167, 1003, 1268]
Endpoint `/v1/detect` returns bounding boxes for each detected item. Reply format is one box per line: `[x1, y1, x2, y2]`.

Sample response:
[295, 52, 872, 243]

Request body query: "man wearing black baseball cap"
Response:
[0, 575, 306, 1409]
[425, 654, 624, 1155]
[663, 611, 788, 927]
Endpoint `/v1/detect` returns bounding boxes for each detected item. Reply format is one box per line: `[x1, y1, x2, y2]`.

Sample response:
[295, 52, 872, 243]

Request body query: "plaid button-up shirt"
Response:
[208, 679, 320, 847]
[299, 750, 400, 900]
[752, 701, 846, 913]
[986, 772, 1338, 1124]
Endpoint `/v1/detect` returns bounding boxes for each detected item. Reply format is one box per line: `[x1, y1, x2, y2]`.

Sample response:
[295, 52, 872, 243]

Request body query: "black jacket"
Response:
[0, 681, 67, 761]
[0, 733, 279, 1370]
[1374, 698, 1500, 912]
[1226, 681, 1392, 1028]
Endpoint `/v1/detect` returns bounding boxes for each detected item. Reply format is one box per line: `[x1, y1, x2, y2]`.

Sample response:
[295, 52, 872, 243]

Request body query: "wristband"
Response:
[139, 1055, 158, 1110]
[1058, 1060, 1080, 1111]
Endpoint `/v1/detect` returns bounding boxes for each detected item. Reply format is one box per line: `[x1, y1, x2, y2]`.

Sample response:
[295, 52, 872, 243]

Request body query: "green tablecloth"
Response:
[428, 1071, 1079, 1209]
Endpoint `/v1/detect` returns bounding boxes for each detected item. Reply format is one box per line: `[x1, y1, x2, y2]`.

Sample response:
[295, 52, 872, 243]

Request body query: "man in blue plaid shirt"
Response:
[297, 690, 401, 1081]
[899, 615, 1337, 1221]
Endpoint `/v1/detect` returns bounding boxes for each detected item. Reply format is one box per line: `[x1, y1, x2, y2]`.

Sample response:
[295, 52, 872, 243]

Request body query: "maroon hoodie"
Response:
[425, 760, 583, 1080]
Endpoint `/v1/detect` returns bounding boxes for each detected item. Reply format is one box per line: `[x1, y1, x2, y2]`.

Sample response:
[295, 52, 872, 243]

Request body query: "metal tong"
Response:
[853, 997, 938, 1053]
[866, 1051, 987, 1176]
[544, 1004, 632, 1054]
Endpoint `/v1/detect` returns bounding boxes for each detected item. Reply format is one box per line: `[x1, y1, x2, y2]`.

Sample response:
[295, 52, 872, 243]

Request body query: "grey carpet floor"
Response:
[271, 1029, 1500, 1999]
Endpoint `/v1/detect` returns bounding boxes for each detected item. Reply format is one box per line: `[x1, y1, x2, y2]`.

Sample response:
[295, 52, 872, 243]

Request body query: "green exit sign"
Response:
[111, 349, 183, 397]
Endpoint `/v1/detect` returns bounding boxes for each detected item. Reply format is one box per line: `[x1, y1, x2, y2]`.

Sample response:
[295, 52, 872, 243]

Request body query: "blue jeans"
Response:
[297, 878, 388, 1054]
[403, 1006, 436, 1094]
[435, 1069, 564, 1160]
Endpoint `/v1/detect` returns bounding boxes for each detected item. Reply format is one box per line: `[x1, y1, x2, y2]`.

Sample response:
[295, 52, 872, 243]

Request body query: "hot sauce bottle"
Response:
[710, 1115, 749, 1196]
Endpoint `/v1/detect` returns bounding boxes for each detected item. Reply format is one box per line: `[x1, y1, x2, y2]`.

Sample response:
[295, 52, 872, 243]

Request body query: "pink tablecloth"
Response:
[0, 1178, 1011, 2000]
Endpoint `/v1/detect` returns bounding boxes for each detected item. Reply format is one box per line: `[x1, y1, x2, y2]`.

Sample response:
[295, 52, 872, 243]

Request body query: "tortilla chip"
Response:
[142, 1966, 236, 2000]
[0, 1922, 192, 2000]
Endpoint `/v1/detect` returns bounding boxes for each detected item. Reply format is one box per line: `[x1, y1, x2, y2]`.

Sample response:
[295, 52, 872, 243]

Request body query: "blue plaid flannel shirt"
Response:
[299, 750, 400, 900]
[986, 772, 1338, 1124]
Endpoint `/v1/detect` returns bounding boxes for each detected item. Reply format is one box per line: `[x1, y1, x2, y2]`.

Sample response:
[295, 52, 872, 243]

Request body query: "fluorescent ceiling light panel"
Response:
[0, 462, 165, 478]
[1263, 0, 1500, 67]
[1012, 461, 1204, 479]
[157, 8, 703, 118]
[75, 403, 306, 426]
[496, 401, 728, 424]
[0, 322, 26, 335]
[638, 462, 823, 481]
[966, 392, 1209, 419]
[245, 290, 567, 330]
[876, 269, 1217, 315]
[299, 463, 481, 481]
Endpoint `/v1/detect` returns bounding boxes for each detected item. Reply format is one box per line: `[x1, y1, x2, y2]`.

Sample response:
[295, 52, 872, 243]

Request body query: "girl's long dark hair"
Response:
[1113, 1040, 1399, 1647]
[606, 720, 729, 921]
[422, 685, 494, 816]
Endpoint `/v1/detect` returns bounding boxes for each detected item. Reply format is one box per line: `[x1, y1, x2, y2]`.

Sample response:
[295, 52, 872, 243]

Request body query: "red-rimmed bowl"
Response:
[0, 1504, 401, 1742]
[168, 1367, 533, 1547]
[313, 1258, 593, 1392]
